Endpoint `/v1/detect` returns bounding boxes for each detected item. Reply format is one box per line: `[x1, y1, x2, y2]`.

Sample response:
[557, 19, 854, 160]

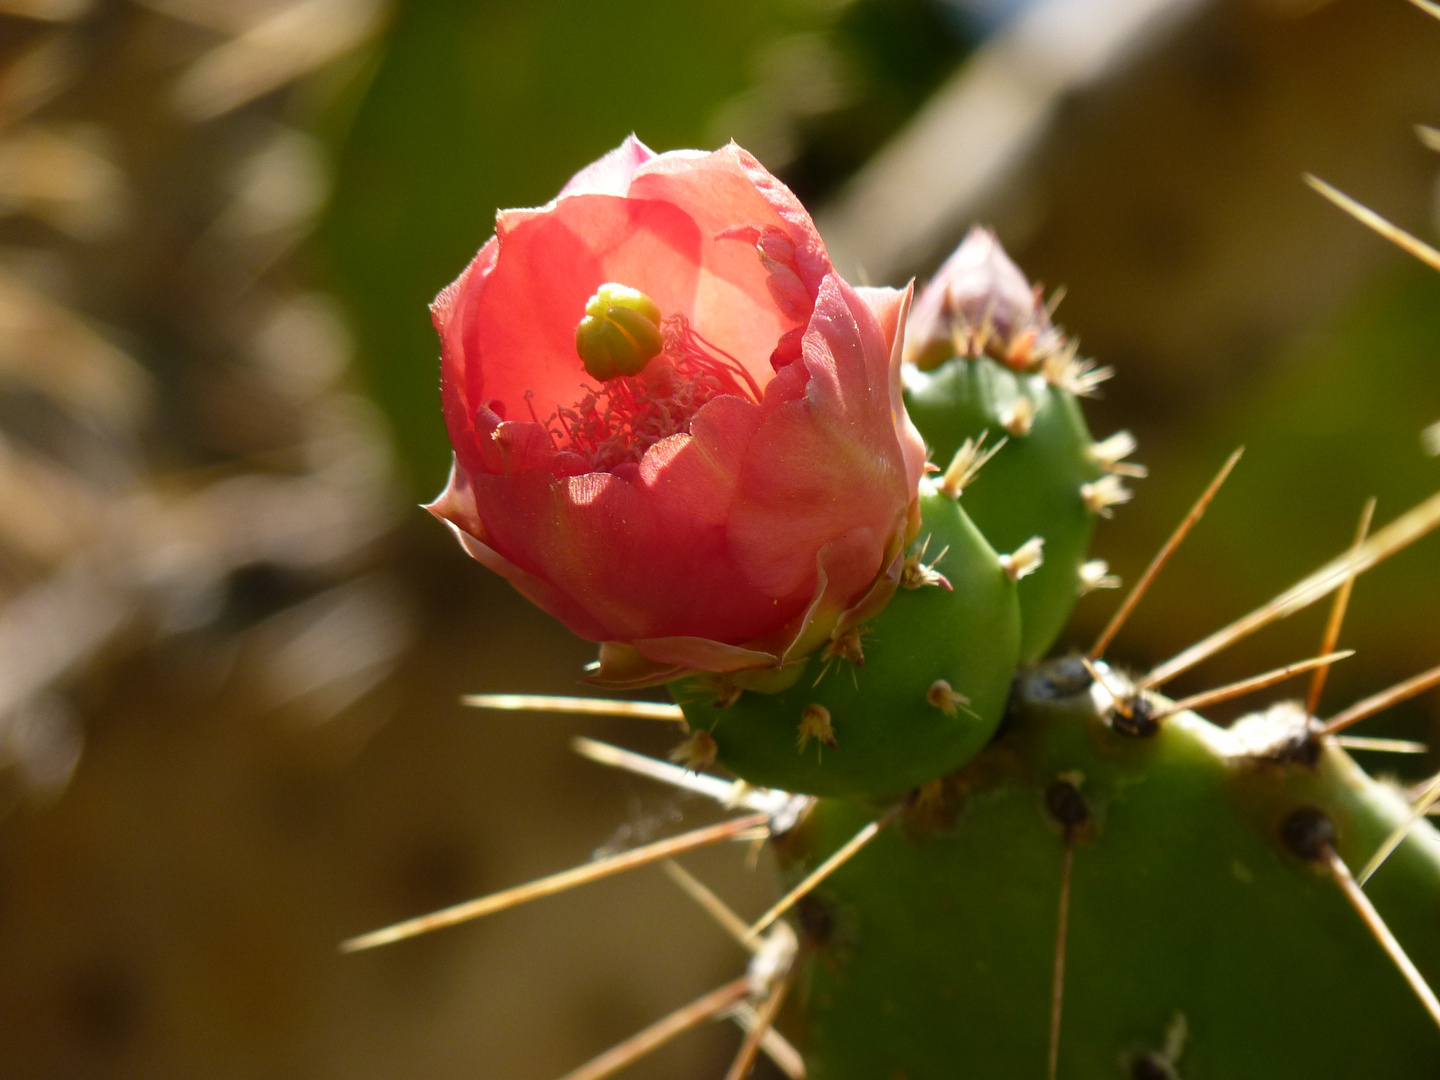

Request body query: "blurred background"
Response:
[0, 0, 1437, 1076]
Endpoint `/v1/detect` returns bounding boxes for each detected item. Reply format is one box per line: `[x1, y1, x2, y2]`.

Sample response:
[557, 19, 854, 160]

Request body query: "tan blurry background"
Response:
[0, 0, 1438, 1078]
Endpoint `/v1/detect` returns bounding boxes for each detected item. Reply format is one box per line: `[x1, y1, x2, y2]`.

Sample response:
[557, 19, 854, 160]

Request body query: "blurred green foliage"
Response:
[1083, 260, 1440, 759]
[322, 0, 970, 495]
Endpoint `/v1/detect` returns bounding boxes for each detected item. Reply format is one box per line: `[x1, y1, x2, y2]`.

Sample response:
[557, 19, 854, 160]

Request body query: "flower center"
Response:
[543, 296, 764, 472]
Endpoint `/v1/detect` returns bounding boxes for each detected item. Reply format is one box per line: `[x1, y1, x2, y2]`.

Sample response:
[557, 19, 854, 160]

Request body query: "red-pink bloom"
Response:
[428, 137, 925, 685]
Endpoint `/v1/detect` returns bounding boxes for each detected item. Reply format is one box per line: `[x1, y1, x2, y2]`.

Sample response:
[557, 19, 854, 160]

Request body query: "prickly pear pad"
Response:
[784, 659, 1440, 1078]
[905, 356, 1103, 664]
[671, 487, 1021, 798]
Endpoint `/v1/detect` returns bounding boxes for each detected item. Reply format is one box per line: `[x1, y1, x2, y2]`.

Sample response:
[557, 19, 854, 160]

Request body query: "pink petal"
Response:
[433, 236, 499, 476]
[628, 145, 832, 394]
[631, 636, 777, 673]
[446, 194, 705, 461]
[426, 466, 614, 644]
[470, 463, 809, 645]
[557, 134, 655, 198]
[857, 282, 927, 495]
[728, 275, 912, 603]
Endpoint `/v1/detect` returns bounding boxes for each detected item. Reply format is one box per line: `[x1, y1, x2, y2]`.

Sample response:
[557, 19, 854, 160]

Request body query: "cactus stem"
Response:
[1304, 173, 1440, 274]
[745, 800, 908, 942]
[1090, 447, 1243, 659]
[1048, 832, 1076, 1080]
[723, 967, 795, 1080]
[1150, 650, 1354, 721]
[662, 860, 757, 951]
[1322, 660, 1440, 734]
[461, 692, 686, 723]
[1321, 843, 1440, 1032]
[1141, 487, 1440, 690]
[338, 811, 771, 953]
[560, 976, 753, 1080]
[1358, 774, 1440, 886]
[938, 429, 1007, 499]
[1000, 536, 1045, 581]
[1044, 778, 1087, 1080]
[1080, 474, 1133, 518]
[1281, 806, 1336, 861]
[1306, 498, 1376, 717]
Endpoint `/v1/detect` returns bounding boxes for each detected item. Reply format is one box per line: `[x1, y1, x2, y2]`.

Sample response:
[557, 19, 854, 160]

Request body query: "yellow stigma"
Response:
[574, 283, 664, 381]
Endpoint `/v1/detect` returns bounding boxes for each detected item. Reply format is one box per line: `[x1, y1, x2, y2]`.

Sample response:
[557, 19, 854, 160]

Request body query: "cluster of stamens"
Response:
[545, 315, 763, 472]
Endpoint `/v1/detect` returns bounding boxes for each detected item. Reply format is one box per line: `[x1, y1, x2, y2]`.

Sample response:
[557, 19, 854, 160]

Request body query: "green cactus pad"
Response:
[670, 487, 1021, 799]
[787, 658, 1440, 1078]
[904, 357, 1105, 664]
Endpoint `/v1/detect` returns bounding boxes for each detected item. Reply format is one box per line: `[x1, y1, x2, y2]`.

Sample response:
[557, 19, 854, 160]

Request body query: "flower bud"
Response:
[904, 227, 1061, 372]
[575, 282, 664, 381]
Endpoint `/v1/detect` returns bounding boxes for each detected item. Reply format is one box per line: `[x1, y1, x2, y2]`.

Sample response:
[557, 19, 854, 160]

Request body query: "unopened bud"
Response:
[1000, 536, 1045, 582]
[905, 228, 1057, 370]
[575, 283, 664, 381]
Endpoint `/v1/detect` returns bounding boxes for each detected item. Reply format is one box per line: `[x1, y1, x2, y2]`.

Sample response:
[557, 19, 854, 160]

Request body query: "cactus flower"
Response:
[428, 137, 926, 686]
